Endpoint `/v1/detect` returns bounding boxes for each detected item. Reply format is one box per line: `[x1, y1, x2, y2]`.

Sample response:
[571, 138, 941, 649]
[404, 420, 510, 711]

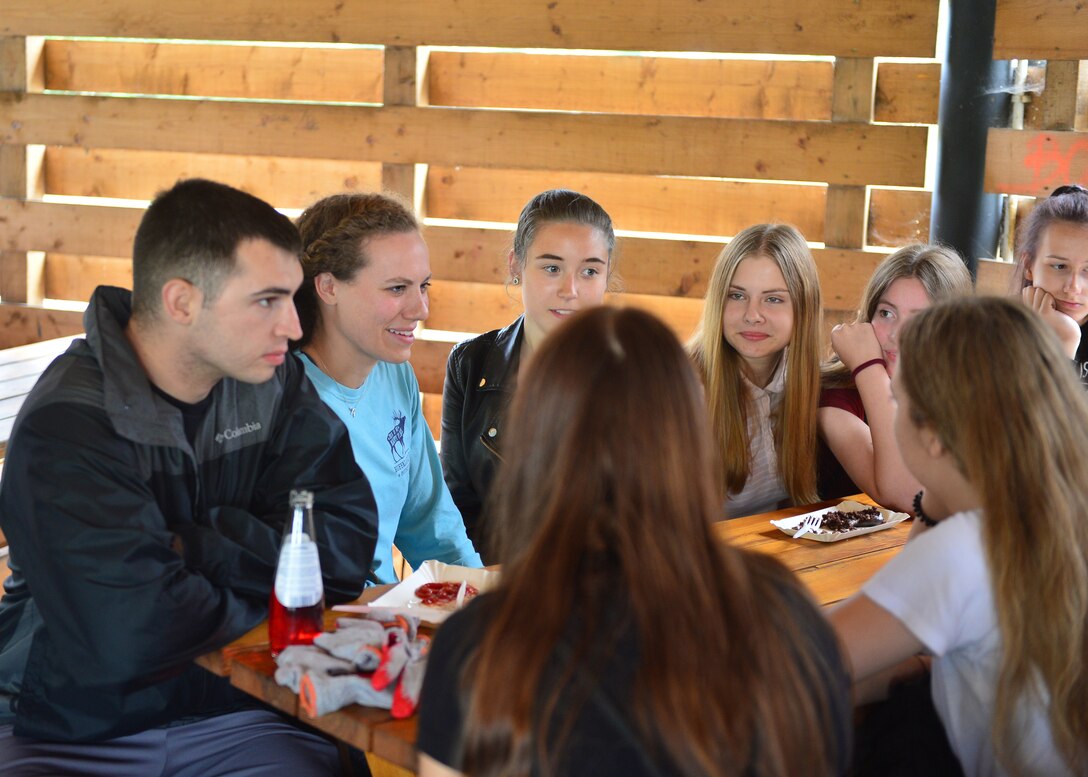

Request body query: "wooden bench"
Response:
[0, 336, 80, 460]
[0, 335, 80, 587]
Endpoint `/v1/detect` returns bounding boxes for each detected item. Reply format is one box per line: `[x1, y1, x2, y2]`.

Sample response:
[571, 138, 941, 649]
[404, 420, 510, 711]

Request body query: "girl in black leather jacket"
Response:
[440, 189, 616, 561]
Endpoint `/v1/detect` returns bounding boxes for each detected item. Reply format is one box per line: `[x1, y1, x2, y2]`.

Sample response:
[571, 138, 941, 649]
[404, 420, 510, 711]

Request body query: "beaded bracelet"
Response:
[851, 357, 888, 381]
[913, 490, 939, 527]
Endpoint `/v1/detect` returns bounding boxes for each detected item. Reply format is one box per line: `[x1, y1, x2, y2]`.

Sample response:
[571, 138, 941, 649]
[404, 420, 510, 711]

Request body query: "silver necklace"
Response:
[308, 350, 358, 418]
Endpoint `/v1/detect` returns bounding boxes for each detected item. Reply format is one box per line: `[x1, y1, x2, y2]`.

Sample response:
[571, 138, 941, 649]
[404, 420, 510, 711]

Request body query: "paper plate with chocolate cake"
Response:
[770, 500, 909, 542]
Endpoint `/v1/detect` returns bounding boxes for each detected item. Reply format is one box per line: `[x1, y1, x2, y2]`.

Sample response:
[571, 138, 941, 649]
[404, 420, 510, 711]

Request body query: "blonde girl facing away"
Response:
[689, 224, 822, 518]
[817, 244, 972, 512]
[831, 296, 1088, 776]
[418, 307, 851, 777]
[1012, 183, 1088, 385]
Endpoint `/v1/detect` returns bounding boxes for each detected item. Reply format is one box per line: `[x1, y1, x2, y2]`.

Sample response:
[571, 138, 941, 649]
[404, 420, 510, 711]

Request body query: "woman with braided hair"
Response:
[293, 192, 481, 585]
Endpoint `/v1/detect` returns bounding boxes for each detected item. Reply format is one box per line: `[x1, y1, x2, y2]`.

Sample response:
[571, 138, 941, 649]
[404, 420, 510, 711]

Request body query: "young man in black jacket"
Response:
[0, 179, 378, 775]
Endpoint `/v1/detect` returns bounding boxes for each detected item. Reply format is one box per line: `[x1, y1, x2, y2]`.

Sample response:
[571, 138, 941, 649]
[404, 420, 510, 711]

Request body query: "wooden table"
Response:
[199, 497, 911, 775]
[195, 586, 418, 775]
[715, 496, 911, 607]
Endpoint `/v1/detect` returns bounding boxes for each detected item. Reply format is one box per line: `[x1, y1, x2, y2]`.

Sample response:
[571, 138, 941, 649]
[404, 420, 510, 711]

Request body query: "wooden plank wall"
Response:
[984, 1, 1088, 289]
[0, 0, 967, 436]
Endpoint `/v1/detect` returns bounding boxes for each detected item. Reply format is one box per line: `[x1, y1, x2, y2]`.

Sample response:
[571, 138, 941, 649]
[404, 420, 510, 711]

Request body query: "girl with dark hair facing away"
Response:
[440, 189, 615, 561]
[294, 193, 481, 585]
[689, 224, 822, 517]
[831, 297, 1088, 775]
[817, 244, 972, 511]
[1012, 183, 1088, 385]
[418, 307, 852, 777]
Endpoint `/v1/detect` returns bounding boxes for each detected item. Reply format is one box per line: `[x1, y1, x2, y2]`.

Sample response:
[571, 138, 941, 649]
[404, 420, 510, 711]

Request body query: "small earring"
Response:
[511, 276, 521, 286]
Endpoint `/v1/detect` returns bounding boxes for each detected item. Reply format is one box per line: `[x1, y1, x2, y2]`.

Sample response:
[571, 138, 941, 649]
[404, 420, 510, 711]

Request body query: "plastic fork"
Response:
[792, 513, 823, 539]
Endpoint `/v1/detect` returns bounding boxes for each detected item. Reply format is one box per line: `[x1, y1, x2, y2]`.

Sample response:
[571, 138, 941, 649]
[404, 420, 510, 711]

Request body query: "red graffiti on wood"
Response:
[1009, 134, 1088, 194]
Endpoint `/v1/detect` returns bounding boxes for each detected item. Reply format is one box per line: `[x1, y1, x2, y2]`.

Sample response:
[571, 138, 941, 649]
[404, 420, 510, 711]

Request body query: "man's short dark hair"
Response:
[131, 179, 301, 319]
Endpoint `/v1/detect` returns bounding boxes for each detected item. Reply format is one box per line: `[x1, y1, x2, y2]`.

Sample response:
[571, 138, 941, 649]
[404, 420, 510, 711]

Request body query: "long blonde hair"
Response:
[689, 224, 821, 504]
[899, 297, 1088, 773]
[462, 307, 847, 777]
[822, 243, 972, 388]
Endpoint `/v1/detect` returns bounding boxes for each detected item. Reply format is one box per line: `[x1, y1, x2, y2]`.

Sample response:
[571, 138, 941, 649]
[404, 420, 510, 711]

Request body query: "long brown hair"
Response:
[822, 243, 972, 388]
[1011, 183, 1088, 291]
[462, 307, 845, 777]
[899, 297, 1088, 773]
[689, 224, 821, 504]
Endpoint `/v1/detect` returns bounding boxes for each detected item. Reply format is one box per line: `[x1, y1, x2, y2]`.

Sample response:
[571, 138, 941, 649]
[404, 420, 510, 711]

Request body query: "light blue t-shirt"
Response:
[301, 355, 482, 585]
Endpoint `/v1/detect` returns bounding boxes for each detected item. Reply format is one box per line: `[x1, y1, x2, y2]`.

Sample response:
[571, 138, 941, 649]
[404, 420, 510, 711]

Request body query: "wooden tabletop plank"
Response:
[303, 703, 395, 754]
[194, 621, 270, 677]
[797, 547, 903, 607]
[371, 718, 420, 772]
[715, 517, 912, 574]
[229, 649, 300, 716]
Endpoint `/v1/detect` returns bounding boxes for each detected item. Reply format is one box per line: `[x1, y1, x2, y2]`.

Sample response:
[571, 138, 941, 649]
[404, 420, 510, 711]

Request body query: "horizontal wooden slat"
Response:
[44, 148, 382, 209]
[873, 62, 940, 125]
[43, 254, 131, 302]
[994, 1, 1088, 60]
[2, 94, 929, 186]
[0, 198, 141, 258]
[3, 1, 939, 57]
[0, 303, 84, 349]
[984, 128, 1088, 197]
[43, 40, 383, 103]
[867, 188, 931, 247]
[425, 166, 826, 242]
[425, 286, 865, 361]
[609, 293, 703, 342]
[425, 223, 881, 310]
[14, 201, 887, 315]
[975, 258, 1015, 297]
[425, 280, 521, 334]
[43, 43, 940, 126]
[427, 52, 833, 121]
[425, 225, 718, 298]
[11, 200, 883, 312]
[426, 279, 706, 343]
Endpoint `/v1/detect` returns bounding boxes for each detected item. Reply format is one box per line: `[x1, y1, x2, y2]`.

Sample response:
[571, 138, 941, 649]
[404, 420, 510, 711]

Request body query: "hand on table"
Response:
[830, 322, 884, 371]
[1022, 286, 1082, 359]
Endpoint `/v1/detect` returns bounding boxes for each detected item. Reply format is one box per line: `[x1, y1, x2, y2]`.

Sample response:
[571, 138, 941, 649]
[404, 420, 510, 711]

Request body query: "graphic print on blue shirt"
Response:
[387, 410, 409, 475]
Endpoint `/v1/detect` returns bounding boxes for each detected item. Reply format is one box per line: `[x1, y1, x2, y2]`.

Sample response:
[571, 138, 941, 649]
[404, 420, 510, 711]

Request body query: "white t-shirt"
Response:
[863, 510, 1070, 777]
[724, 357, 789, 518]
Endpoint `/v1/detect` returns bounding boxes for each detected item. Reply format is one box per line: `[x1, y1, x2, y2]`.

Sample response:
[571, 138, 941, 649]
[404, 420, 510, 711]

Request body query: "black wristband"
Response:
[913, 491, 939, 527]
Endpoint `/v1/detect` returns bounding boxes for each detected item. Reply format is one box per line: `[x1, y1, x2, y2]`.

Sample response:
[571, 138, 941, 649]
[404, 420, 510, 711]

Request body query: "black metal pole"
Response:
[929, 0, 1012, 275]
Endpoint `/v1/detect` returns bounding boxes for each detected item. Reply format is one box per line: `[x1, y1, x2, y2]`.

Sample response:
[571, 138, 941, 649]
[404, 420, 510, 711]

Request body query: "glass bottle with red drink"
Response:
[269, 489, 325, 656]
